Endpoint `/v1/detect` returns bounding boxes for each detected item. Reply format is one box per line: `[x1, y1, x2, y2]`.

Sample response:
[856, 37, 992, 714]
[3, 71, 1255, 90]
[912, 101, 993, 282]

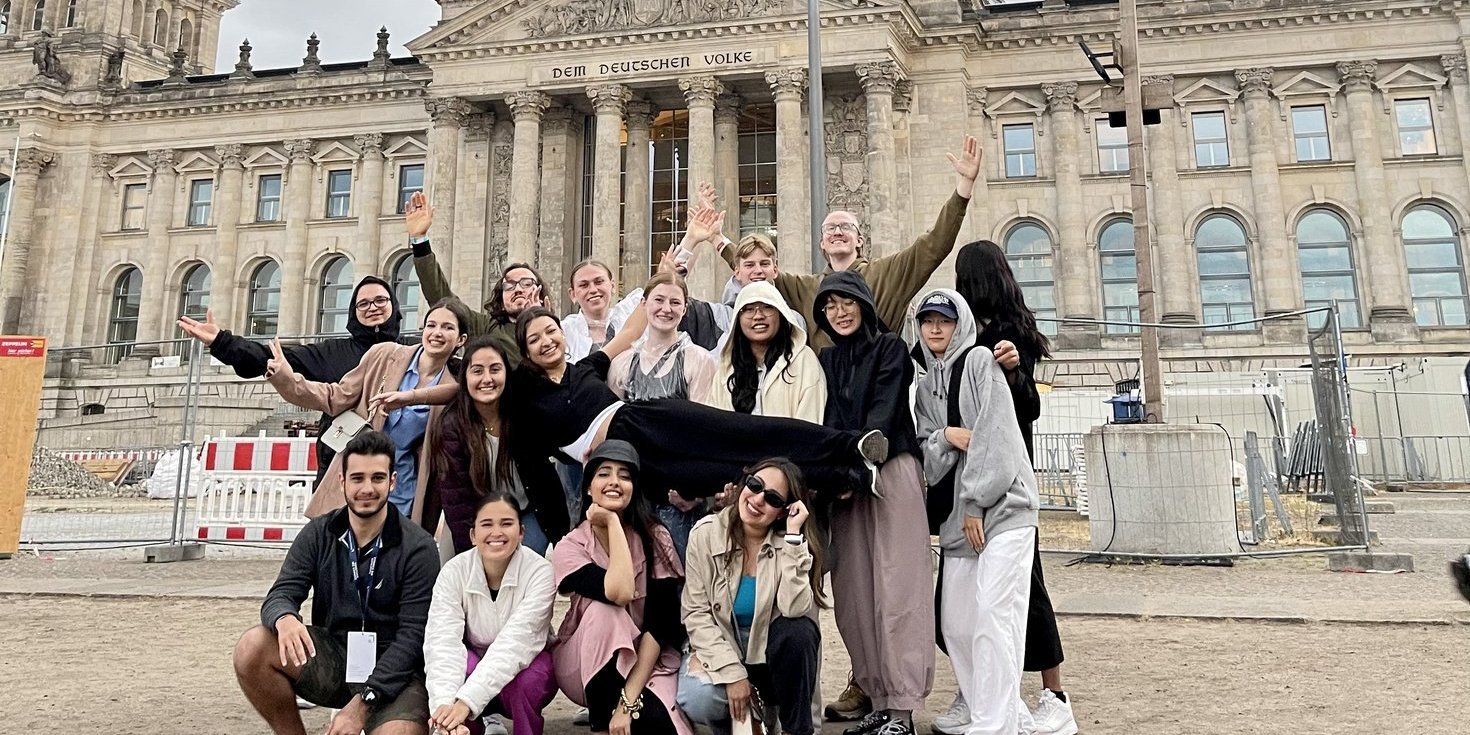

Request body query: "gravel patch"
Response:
[25, 447, 146, 500]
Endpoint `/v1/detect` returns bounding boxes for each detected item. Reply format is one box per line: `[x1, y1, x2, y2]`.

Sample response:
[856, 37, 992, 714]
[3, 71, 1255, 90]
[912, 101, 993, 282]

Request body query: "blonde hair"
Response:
[642, 271, 689, 300]
[735, 233, 778, 261]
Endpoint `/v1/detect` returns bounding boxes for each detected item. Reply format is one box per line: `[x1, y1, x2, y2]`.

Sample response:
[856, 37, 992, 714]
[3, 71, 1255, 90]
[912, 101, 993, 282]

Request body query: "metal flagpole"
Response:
[806, 0, 826, 271]
[1118, 0, 1165, 422]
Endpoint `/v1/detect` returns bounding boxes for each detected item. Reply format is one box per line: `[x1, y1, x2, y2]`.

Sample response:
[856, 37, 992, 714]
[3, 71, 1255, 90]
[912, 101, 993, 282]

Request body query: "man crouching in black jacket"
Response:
[234, 431, 440, 735]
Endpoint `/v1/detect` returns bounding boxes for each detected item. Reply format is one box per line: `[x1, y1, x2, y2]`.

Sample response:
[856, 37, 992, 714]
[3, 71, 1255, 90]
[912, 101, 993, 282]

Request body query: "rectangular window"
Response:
[397, 164, 424, 214]
[1395, 99, 1437, 156]
[1096, 120, 1129, 173]
[1002, 124, 1037, 178]
[186, 179, 213, 227]
[737, 104, 778, 239]
[121, 183, 147, 231]
[326, 169, 353, 218]
[256, 174, 282, 222]
[1291, 106, 1331, 162]
[1192, 112, 1229, 168]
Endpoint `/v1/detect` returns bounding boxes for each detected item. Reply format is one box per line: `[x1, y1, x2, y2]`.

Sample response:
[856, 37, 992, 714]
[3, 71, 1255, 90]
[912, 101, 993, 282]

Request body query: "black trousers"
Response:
[585, 659, 678, 735]
[935, 536, 1064, 671]
[607, 400, 864, 499]
[751, 616, 822, 735]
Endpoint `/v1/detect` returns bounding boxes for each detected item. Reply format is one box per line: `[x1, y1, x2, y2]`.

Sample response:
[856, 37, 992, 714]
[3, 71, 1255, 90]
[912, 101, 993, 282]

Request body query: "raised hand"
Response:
[265, 338, 294, 380]
[684, 204, 725, 247]
[696, 181, 719, 212]
[176, 308, 221, 347]
[785, 500, 809, 534]
[946, 134, 983, 198]
[405, 191, 434, 239]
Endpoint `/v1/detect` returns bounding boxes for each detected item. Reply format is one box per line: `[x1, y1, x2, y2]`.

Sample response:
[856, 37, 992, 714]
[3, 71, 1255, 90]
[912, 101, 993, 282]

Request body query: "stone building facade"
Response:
[1, 0, 1468, 392]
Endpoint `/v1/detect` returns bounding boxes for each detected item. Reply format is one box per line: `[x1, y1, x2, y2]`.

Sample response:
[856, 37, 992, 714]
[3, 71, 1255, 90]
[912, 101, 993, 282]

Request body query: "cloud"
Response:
[216, 0, 440, 71]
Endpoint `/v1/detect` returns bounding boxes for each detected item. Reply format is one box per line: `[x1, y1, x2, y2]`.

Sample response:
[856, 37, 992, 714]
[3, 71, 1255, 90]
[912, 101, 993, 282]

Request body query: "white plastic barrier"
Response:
[192, 435, 318, 544]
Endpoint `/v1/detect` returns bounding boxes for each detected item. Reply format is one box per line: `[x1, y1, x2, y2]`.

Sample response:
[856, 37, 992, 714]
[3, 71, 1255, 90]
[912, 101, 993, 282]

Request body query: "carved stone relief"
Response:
[824, 94, 869, 222]
[525, 0, 783, 38]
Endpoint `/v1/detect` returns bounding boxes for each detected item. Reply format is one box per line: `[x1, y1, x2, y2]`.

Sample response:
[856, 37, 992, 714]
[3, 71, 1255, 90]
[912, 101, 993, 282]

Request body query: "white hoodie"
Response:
[705, 281, 826, 424]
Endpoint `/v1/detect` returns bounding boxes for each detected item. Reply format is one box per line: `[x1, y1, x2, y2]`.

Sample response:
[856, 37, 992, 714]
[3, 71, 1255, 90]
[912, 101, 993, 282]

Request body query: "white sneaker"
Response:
[932, 691, 970, 735]
[483, 714, 509, 735]
[1030, 690, 1077, 735]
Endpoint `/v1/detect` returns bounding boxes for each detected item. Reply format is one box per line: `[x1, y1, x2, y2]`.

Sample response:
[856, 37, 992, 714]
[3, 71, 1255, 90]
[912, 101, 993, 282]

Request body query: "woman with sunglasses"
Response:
[551, 441, 690, 735]
[678, 458, 825, 735]
[509, 307, 888, 502]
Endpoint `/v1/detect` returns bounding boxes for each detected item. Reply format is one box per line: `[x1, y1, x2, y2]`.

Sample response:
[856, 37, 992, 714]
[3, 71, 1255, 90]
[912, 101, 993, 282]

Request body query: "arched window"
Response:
[1403, 204, 1468, 327]
[178, 263, 211, 325]
[1002, 222, 1057, 336]
[108, 267, 143, 361]
[1195, 214, 1255, 330]
[317, 256, 355, 335]
[31, 0, 43, 31]
[246, 261, 281, 337]
[1296, 209, 1361, 329]
[0, 2, 12, 35]
[64, 0, 75, 27]
[0, 176, 10, 240]
[177, 17, 192, 55]
[391, 253, 420, 329]
[1098, 218, 1138, 334]
[152, 8, 167, 46]
[128, 0, 142, 37]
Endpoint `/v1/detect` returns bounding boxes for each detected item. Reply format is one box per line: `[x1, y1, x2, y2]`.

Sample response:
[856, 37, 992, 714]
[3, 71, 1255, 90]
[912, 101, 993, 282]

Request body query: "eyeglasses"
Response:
[822, 299, 858, 315]
[354, 296, 391, 311]
[742, 475, 790, 510]
[821, 222, 859, 234]
[502, 277, 541, 293]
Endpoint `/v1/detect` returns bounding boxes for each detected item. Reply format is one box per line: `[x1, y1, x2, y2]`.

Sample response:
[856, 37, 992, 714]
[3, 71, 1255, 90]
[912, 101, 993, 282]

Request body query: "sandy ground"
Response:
[1, 595, 1463, 735]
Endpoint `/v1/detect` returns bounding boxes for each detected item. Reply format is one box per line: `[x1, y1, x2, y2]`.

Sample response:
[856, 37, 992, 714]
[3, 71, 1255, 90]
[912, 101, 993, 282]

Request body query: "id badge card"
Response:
[346, 631, 377, 684]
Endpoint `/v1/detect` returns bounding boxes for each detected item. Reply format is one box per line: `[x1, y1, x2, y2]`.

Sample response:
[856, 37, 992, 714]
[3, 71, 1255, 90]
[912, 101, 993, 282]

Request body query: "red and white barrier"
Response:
[192, 435, 318, 544]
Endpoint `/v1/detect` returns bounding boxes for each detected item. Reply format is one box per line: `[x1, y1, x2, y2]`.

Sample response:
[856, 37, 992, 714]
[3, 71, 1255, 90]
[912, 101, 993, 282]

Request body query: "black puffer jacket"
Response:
[209, 276, 408, 485]
[813, 271, 920, 460]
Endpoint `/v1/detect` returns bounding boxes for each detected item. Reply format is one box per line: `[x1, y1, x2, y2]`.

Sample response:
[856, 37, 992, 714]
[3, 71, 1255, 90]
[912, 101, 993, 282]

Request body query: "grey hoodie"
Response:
[912, 287, 1039, 557]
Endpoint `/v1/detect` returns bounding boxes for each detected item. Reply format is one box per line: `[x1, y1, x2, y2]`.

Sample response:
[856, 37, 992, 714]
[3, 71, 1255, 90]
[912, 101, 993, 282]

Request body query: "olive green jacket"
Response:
[413, 245, 522, 366]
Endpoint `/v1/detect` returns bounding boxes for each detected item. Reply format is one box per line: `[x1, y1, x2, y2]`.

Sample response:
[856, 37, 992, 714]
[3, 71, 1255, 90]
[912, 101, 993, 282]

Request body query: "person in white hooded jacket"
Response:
[705, 280, 827, 425]
[910, 288, 1039, 735]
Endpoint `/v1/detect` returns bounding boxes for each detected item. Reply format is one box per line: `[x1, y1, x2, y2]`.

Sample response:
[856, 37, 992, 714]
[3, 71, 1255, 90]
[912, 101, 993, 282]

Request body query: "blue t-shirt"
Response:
[382, 346, 445, 517]
[733, 575, 757, 631]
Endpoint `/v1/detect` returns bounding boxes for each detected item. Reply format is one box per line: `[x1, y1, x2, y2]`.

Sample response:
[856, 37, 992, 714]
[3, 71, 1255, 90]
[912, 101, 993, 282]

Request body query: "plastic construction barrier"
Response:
[193, 436, 318, 544]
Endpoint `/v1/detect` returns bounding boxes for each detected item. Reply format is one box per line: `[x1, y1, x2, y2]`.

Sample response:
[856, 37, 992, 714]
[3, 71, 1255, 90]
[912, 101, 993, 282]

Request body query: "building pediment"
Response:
[410, 0, 896, 52]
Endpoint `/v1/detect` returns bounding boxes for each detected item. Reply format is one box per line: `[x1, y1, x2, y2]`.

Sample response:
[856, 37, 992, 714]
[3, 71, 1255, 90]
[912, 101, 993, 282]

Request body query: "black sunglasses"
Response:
[742, 475, 790, 510]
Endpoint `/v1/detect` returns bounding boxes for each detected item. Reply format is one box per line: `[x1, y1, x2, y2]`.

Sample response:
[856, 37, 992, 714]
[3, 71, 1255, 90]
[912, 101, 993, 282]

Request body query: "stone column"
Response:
[506, 91, 551, 267]
[766, 68, 811, 272]
[1443, 55, 1470, 192]
[1143, 76, 1197, 340]
[212, 144, 246, 329]
[964, 86, 993, 243]
[1043, 81, 1099, 349]
[856, 61, 902, 258]
[279, 138, 316, 337]
[0, 149, 51, 333]
[680, 76, 724, 207]
[715, 93, 742, 226]
[622, 100, 655, 284]
[71, 154, 115, 345]
[426, 97, 471, 283]
[587, 84, 632, 287]
[1338, 60, 1415, 341]
[1234, 68, 1298, 342]
[538, 109, 577, 309]
[353, 133, 386, 274]
[133, 148, 177, 341]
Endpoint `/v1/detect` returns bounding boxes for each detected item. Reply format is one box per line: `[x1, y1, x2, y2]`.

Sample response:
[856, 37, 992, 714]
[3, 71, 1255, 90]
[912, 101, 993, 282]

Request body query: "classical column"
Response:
[0, 149, 53, 333]
[134, 148, 177, 342]
[212, 144, 246, 329]
[766, 68, 810, 272]
[353, 133, 387, 274]
[1338, 60, 1415, 341]
[1234, 68, 1298, 341]
[587, 84, 632, 286]
[426, 97, 471, 285]
[623, 100, 655, 283]
[964, 86, 993, 242]
[279, 138, 315, 337]
[506, 91, 551, 267]
[679, 75, 724, 205]
[715, 93, 742, 227]
[1043, 81, 1098, 348]
[538, 109, 578, 308]
[71, 154, 116, 345]
[1142, 76, 1197, 337]
[856, 61, 902, 258]
[1443, 55, 1470, 192]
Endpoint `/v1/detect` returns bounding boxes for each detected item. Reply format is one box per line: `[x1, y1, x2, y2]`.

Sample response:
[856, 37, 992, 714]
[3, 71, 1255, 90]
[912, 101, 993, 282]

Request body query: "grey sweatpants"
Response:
[831, 453, 935, 712]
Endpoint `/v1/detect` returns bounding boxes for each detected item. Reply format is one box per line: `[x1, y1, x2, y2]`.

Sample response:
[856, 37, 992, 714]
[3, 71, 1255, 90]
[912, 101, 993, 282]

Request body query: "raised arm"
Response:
[266, 340, 383, 416]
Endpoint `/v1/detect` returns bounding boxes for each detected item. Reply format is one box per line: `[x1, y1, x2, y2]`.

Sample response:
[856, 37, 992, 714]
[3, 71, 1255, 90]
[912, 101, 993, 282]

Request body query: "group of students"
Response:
[194, 134, 1078, 735]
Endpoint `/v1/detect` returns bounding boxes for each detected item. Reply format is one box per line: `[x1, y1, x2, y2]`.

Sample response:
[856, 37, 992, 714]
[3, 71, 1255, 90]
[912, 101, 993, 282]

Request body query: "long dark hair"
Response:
[424, 297, 472, 338]
[721, 458, 827, 608]
[954, 240, 1052, 359]
[727, 307, 798, 414]
[490, 262, 548, 322]
[434, 335, 515, 500]
[513, 306, 561, 375]
[582, 457, 672, 584]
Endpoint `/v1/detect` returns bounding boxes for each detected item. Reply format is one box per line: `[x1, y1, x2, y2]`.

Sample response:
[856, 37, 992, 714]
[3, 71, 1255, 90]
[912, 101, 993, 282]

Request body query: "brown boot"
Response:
[823, 676, 872, 722]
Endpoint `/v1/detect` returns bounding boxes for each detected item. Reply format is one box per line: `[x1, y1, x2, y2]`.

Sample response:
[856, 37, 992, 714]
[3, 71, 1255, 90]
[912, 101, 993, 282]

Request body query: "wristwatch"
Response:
[361, 686, 381, 708]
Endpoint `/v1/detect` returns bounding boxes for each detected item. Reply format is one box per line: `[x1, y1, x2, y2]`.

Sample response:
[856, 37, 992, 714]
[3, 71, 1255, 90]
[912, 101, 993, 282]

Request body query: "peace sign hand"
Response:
[177, 308, 221, 347]
[265, 338, 294, 381]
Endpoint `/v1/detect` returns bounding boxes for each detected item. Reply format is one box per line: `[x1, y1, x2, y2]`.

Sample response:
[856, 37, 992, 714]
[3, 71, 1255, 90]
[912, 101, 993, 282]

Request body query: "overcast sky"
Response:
[216, 1, 442, 71]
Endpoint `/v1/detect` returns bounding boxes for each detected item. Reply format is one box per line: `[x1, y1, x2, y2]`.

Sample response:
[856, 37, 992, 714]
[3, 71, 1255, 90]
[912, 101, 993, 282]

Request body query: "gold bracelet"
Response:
[618, 690, 644, 720]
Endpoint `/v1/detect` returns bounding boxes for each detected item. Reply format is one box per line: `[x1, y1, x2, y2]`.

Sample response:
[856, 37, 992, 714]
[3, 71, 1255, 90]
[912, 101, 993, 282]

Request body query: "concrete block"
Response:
[1326, 551, 1415, 573]
[1311, 529, 1380, 545]
[144, 542, 206, 563]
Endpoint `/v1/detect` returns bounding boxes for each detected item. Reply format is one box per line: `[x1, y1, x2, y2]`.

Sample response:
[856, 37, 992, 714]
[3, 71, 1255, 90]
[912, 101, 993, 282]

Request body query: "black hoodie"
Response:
[813, 271, 920, 460]
[210, 275, 409, 486]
